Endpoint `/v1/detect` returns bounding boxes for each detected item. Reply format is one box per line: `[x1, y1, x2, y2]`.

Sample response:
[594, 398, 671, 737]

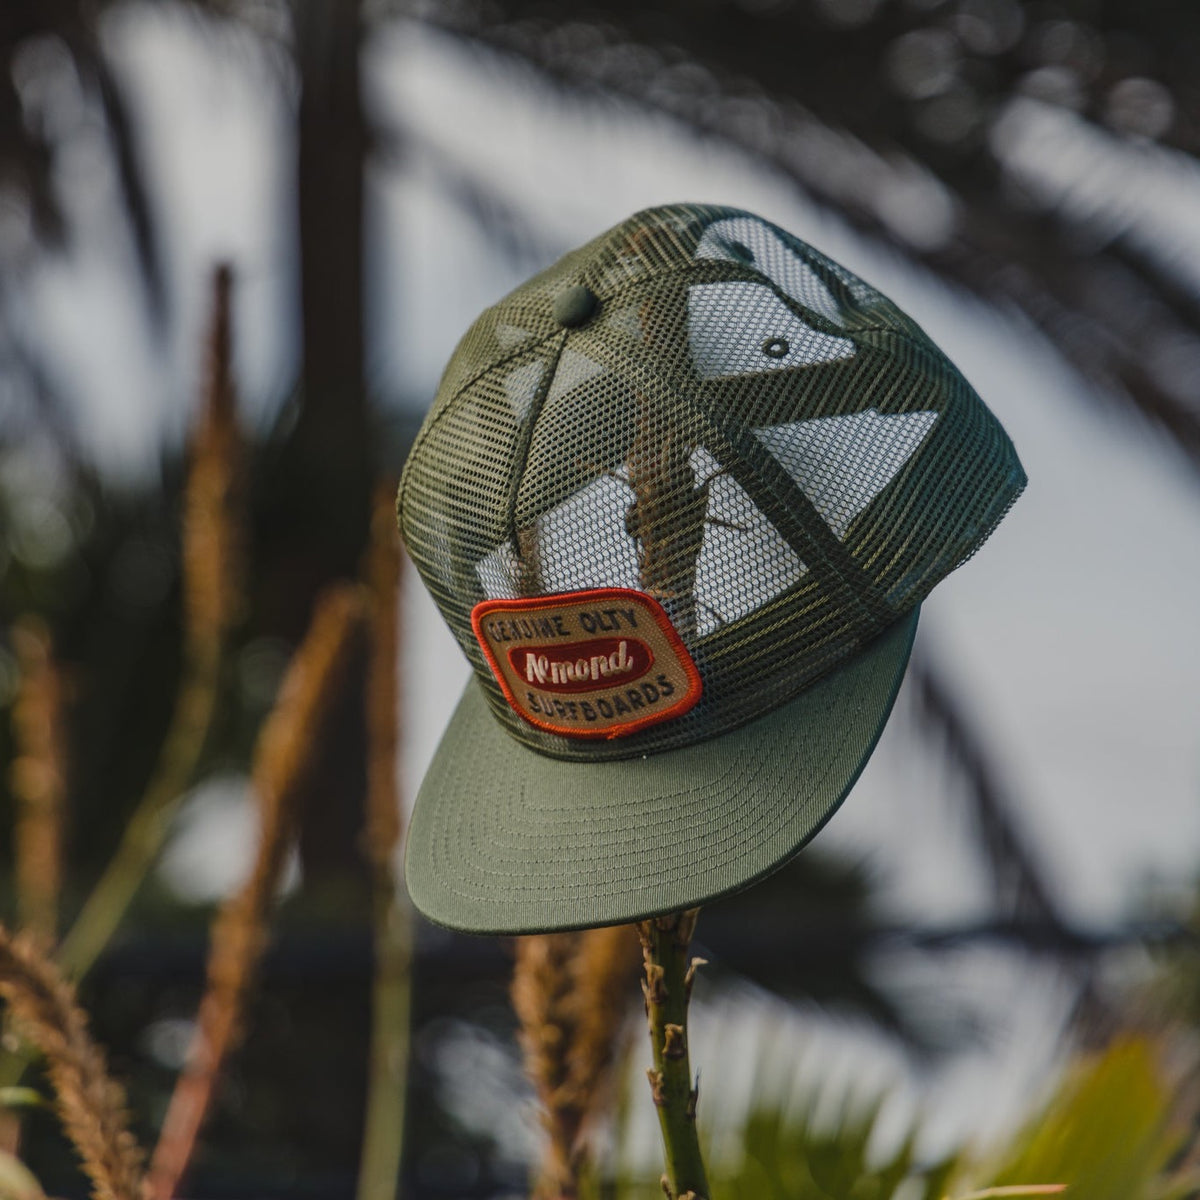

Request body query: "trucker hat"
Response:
[397, 203, 1025, 934]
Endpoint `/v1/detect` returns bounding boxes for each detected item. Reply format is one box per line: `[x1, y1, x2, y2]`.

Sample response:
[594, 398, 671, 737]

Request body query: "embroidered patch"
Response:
[471, 588, 703, 739]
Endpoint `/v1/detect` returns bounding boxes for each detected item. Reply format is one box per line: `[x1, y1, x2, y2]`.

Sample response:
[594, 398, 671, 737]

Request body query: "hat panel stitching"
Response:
[400, 262, 774, 533]
[421, 691, 866, 901]
[402, 252, 907, 529]
[398, 329, 562, 534]
[501, 330, 570, 558]
[838, 350, 1025, 601]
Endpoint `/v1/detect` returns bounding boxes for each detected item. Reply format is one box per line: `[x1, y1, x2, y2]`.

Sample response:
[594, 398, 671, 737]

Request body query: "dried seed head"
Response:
[364, 483, 403, 868]
[182, 264, 244, 653]
[0, 926, 144, 1200]
[148, 587, 367, 1200]
[512, 925, 640, 1198]
[9, 617, 68, 942]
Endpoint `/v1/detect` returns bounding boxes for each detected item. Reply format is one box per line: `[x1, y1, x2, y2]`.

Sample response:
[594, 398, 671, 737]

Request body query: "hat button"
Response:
[552, 284, 599, 328]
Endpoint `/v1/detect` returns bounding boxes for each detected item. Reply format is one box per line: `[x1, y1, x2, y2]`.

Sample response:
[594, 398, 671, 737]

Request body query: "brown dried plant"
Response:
[0, 925, 144, 1200]
[147, 585, 368, 1200]
[181, 262, 244, 653]
[512, 925, 641, 1198]
[514, 934, 587, 1197]
[570, 925, 642, 1130]
[8, 617, 68, 944]
[363, 485, 403, 876]
[356, 484, 412, 1200]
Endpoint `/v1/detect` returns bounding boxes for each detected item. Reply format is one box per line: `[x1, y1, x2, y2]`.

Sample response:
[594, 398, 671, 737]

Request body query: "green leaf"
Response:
[978, 1038, 1184, 1200]
[0, 1090, 46, 1113]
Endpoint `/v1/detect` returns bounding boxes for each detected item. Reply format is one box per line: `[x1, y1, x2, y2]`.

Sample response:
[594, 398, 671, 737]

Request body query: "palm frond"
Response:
[614, 1033, 1191, 1200]
[698, 855, 949, 1051]
[979, 1037, 1195, 1200]
[908, 651, 1063, 929]
[407, 0, 1200, 475]
[87, 43, 169, 327]
[1, 2, 167, 321]
[377, 123, 564, 269]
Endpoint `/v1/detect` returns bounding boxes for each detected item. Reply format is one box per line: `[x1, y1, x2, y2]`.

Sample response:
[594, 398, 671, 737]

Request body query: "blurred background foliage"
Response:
[0, 0, 1199, 1196]
[612, 1037, 1197, 1200]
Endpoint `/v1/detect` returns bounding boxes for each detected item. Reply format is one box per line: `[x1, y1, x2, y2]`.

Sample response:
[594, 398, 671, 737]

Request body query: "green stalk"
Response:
[356, 487, 411, 1200]
[57, 642, 221, 982]
[356, 882, 413, 1200]
[637, 910, 709, 1200]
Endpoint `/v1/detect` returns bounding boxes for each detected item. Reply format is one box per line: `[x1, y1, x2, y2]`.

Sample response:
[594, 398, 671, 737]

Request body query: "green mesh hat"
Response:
[398, 203, 1025, 934]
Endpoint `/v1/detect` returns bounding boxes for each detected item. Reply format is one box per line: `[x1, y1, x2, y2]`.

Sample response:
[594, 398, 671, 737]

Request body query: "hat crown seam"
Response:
[503, 329, 570, 570]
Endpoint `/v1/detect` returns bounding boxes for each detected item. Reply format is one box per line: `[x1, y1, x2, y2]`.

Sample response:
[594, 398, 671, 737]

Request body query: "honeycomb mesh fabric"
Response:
[399, 204, 1025, 762]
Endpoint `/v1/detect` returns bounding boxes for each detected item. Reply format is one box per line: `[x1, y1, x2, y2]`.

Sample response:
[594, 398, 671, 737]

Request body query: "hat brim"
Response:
[405, 607, 919, 934]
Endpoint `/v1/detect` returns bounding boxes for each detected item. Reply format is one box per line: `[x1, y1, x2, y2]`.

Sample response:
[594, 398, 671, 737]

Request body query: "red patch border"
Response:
[471, 588, 703, 740]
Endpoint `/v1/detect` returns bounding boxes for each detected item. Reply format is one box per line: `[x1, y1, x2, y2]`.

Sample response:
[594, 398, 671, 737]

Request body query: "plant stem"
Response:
[56, 643, 221, 984]
[356, 883, 413, 1200]
[637, 910, 708, 1200]
[356, 488, 412, 1200]
[55, 257, 242, 989]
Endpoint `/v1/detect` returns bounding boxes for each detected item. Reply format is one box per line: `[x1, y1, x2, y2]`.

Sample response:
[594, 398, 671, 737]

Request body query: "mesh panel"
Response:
[399, 204, 1025, 761]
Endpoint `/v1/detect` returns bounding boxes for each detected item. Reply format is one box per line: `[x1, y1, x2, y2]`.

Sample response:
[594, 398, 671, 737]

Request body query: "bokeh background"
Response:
[1, 0, 1199, 1196]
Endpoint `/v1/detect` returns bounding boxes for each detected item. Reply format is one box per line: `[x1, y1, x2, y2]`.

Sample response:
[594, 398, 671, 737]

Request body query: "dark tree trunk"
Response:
[259, 0, 372, 896]
[293, 0, 370, 583]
